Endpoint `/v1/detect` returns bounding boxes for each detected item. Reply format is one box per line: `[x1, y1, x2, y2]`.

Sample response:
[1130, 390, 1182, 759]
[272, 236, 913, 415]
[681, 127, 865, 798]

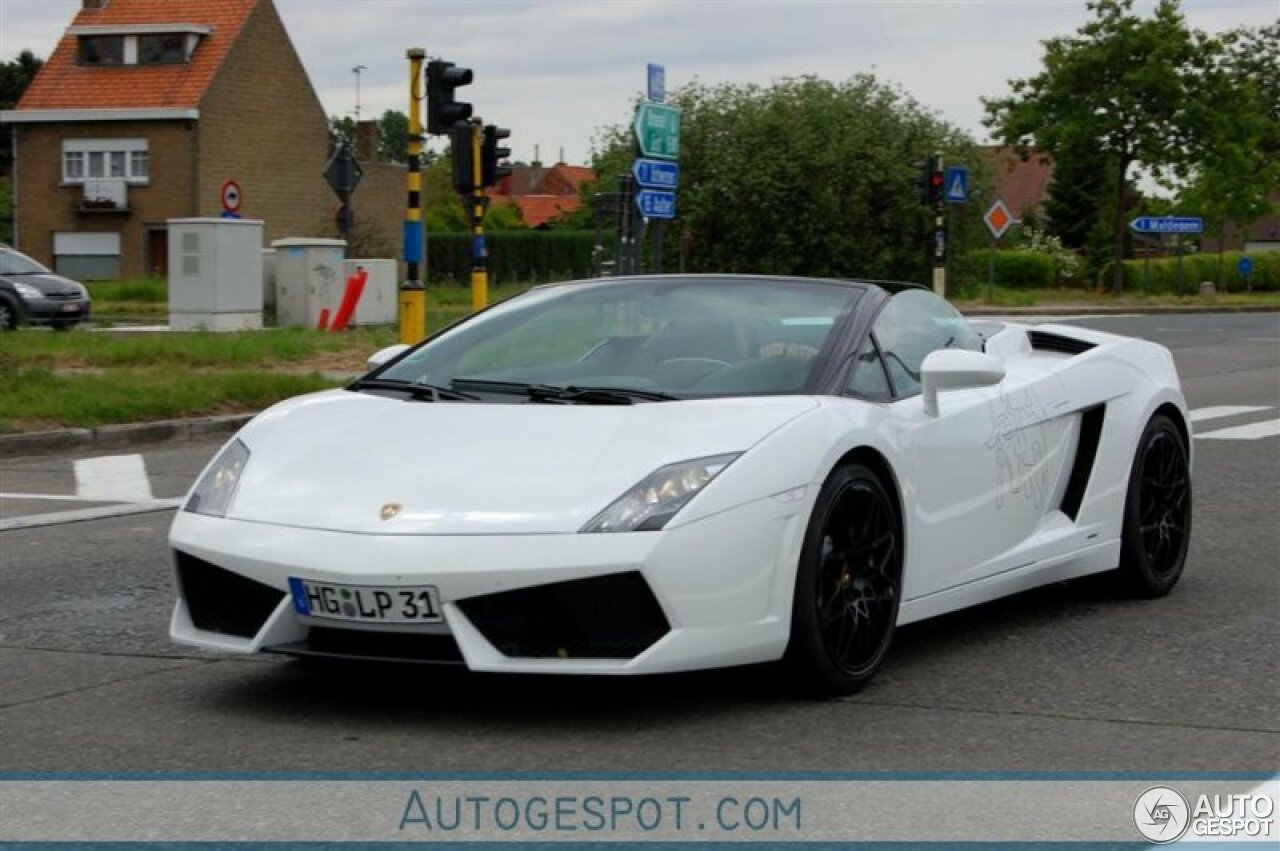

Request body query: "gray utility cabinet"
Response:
[343, 258, 398, 326]
[272, 238, 346, 328]
[167, 218, 264, 332]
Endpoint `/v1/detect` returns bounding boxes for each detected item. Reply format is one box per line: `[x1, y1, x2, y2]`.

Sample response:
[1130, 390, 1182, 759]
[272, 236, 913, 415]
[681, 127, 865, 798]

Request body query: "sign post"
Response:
[324, 142, 364, 245]
[631, 67, 680, 274]
[1129, 215, 1205, 295]
[982, 198, 1014, 302]
[219, 180, 243, 218]
[1238, 255, 1254, 294]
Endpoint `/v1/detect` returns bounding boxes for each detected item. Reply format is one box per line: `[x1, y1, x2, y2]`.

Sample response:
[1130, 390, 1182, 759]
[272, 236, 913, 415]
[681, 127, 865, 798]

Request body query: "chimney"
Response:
[354, 120, 378, 162]
[83, 0, 110, 9]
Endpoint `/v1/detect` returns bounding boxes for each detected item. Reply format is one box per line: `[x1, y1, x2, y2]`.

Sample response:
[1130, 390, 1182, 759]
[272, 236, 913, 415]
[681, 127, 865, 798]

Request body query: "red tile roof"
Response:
[17, 0, 260, 111]
[981, 147, 1054, 219]
[492, 194, 582, 229]
[493, 163, 596, 197]
[546, 164, 595, 193]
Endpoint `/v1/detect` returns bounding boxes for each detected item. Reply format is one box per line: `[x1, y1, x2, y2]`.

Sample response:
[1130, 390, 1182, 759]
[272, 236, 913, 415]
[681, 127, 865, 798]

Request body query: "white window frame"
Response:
[62, 138, 150, 185]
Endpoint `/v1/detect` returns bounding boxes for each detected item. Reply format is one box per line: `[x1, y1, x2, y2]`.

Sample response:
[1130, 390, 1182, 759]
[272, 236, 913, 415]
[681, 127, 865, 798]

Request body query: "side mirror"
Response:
[366, 343, 410, 371]
[921, 349, 1005, 416]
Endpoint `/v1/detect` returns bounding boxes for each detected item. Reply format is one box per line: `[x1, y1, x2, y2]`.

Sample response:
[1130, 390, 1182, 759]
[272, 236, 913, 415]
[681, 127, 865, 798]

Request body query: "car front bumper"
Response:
[168, 494, 809, 675]
[20, 295, 91, 324]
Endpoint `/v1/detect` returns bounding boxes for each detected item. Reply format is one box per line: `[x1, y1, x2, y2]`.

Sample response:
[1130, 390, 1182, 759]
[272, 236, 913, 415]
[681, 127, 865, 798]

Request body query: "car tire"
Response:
[784, 462, 903, 696]
[0, 294, 19, 331]
[1115, 413, 1192, 597]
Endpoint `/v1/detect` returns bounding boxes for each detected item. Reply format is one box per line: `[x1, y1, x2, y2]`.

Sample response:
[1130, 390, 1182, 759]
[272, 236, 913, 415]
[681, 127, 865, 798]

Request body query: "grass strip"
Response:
[0, 366, 343, 433]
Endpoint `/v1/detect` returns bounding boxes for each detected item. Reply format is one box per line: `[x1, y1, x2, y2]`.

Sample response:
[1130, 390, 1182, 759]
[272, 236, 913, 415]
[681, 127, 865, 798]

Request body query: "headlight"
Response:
[12, 282, 41, 301]
[582, 453, 740, 533]
[184, 439, 250, 517]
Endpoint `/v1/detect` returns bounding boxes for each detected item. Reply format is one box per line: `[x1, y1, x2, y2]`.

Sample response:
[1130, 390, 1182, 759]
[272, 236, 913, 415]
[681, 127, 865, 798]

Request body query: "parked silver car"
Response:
[0, 245, 92, 330]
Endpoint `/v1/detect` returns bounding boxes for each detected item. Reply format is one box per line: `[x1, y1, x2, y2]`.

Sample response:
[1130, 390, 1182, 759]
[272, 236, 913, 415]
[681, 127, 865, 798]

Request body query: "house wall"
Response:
[196, 0, 332, 247]
[13, 119, 196, 278]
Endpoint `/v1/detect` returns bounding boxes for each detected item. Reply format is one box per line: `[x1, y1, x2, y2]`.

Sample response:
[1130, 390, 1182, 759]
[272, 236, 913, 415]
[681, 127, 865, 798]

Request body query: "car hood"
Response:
[227, 390, 817, 534]
[3, 273, 85, 296]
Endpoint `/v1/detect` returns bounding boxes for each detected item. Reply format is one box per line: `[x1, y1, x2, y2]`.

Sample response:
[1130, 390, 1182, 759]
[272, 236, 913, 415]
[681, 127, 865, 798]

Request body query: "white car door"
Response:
[859, 291, 1070, 599]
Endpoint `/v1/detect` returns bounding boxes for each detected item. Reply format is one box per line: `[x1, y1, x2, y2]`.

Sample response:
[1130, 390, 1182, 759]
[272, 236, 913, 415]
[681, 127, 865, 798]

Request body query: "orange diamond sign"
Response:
[984, 199, 1014, 240]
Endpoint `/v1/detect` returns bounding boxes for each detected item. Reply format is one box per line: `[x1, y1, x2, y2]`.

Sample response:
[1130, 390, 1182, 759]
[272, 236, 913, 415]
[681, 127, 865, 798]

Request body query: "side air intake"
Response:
[1060, 405, 1106, 521]
[1029, 330, 1096, 356]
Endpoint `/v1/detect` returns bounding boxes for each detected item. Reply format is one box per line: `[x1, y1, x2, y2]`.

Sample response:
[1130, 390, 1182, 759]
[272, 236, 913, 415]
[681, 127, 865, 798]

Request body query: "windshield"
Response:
[376, 277, 862, 400]
[0, 248, 51, 276]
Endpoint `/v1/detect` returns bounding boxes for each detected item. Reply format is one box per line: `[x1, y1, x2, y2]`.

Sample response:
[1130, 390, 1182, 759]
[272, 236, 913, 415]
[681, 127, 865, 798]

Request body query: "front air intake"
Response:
[174, 550, 284, 639]
[458, 571, 670, 659]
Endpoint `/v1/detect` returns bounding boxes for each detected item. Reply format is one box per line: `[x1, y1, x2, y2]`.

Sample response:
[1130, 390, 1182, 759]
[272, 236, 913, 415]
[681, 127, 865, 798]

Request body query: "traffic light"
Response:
[450, 122, 475, 194]
[914, 154, 944, 204]
[481, 124, 512, 187]
[426, 59, 473, 135]
[927, 155, 945, 205]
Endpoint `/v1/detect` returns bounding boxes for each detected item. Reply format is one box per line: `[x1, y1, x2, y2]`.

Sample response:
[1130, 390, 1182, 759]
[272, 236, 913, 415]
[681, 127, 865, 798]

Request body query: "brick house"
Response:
[980, 146, 1055, 222]
[491, 160, 595, 229]
[0, 0, 334, 279]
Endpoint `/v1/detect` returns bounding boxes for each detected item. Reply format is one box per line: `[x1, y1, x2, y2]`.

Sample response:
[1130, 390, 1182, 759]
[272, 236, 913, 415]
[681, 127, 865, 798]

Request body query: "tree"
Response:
[585, 75, 988, 283]
[377, 110, 410, 164]
[1178, 22, 1280, 277]
[984, 0, 1201, 292]
[0, 50, 44, 177]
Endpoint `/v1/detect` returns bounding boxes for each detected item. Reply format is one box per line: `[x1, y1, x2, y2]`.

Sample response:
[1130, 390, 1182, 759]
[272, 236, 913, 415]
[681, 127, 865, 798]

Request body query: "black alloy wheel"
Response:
[786, 462, 903, 695]
[1117, 413, 1192, 597]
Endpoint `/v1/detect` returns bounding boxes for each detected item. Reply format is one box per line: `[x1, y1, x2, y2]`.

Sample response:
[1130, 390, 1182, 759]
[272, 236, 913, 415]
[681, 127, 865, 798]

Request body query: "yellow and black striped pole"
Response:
[399, 47, 427, 344]
[470, 119, 489, 312]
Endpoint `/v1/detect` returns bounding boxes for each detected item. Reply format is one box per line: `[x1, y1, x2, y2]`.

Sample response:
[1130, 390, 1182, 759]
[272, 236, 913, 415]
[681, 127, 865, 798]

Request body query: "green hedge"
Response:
[954, 249, 1058, 289]
[427, 231, 597, 285]
[1102, 251, 1280, 293]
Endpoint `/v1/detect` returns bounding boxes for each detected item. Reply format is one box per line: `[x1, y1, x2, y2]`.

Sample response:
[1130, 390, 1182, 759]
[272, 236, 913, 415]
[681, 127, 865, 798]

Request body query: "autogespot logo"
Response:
[1134, 786, 1191, 843]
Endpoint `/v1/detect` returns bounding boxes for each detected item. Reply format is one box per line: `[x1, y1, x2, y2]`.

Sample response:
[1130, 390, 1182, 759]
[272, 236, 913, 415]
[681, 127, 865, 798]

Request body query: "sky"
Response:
[1, 0, 1274, 165]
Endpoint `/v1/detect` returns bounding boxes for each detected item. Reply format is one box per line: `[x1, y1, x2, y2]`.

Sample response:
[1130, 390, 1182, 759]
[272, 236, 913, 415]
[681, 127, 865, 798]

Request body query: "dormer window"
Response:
[73, 25, 210, 66]
[139, 33, 186, 65]
[80, 35, 125, 65]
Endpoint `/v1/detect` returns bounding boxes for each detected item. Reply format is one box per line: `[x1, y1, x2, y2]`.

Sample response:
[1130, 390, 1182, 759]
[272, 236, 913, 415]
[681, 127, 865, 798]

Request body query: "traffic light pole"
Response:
[931, 152, 947, 296]
[399, 48, 427, 344]
[469, 119, 489, 311]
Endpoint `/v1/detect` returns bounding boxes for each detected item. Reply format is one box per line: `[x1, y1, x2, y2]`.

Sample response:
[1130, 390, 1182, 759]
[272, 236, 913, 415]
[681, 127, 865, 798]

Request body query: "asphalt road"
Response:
[0, 313, 1276, 772]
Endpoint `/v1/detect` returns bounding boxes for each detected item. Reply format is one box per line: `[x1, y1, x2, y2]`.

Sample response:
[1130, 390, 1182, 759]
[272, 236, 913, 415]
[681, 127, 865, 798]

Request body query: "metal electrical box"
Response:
[272, 238, 346, 328]
[167, 218, 264, 331]
[343, 258, 398, 326]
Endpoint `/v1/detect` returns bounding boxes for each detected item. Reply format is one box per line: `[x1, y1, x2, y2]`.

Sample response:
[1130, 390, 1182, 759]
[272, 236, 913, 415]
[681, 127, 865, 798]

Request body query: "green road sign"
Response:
[633, 101, 681, 160]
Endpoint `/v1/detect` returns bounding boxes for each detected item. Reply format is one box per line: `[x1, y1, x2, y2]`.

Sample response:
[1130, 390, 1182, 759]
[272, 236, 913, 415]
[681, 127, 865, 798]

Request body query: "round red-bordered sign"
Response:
[220, 180, 243, 214]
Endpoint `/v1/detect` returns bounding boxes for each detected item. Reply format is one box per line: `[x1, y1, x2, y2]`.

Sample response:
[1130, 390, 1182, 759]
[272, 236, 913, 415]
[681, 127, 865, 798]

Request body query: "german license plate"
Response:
[288, 577, 442, 624]
[61, 303, 80, 312]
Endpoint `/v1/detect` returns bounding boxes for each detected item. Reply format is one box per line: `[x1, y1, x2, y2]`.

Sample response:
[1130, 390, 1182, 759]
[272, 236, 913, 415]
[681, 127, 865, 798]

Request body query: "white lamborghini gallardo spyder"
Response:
[170, 275, 1192, 694]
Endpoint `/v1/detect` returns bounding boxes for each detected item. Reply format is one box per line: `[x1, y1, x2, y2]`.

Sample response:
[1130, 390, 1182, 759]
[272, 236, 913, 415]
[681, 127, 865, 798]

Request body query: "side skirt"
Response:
[896, 539, 1120, 626]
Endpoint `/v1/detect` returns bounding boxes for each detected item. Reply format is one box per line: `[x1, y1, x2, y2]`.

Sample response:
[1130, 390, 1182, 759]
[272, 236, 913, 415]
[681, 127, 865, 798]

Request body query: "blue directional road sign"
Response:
[647, 63, 665, 103]
[1237, 256, 1254, 276]
[636, 189, 676, 220]
[945, 166, 969, 204]
[632, 158, 680, 190]
[1130, 216, 1204, 235]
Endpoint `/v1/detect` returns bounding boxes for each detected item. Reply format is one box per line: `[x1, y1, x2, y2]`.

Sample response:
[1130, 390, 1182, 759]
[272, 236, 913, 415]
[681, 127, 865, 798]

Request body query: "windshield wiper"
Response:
[534, 385, 680, 404]
[349, 377, 479, 402]
[450, 378, 678, 405]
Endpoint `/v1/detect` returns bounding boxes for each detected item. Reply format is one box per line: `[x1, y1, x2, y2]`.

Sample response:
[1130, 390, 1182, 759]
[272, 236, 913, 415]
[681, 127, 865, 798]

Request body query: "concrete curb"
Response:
[0, 414, 253, 459]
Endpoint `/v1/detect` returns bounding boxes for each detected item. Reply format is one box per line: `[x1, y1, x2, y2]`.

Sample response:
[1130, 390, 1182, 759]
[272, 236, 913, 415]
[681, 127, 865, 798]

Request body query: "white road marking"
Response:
[0, 499, 183, 532]
[1196, 418, 1280, 441]
[1189, 405, 1273, 424]
[73, 454, 154, 503]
